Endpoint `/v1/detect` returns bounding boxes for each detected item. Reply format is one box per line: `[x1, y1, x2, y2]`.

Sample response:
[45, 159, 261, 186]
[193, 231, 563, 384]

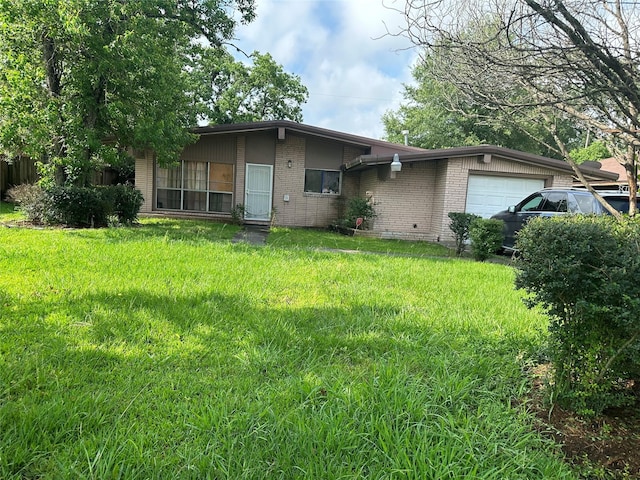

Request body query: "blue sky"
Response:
[231, 0, 419, 139]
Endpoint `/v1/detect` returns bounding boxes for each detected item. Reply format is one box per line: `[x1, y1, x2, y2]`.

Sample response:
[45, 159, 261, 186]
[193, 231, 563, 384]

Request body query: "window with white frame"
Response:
[304, 169, 341, 195]
[156, 161, 234, 213]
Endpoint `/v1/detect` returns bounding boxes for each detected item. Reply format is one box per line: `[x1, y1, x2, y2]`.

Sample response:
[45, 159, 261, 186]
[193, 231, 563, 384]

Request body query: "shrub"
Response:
[469, 218, 504, 261]
[102, 184, 143, 225]
[5, 184, 48, 224]
[45, 186, 111, 227]
[7, 184, 144, 228]
[341, 197, 377, 229]
[515, 215, 640, 415]
[448, 212, 481, 256]
[231, 204, 245, 224]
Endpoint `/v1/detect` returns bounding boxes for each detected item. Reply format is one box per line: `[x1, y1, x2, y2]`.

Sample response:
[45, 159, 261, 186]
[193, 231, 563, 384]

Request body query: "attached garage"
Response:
[465, 175, 545, 218]
[343, 143, 616, 243]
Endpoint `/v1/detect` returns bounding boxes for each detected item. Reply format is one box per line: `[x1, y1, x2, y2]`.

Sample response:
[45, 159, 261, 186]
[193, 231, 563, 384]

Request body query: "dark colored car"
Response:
[490, 188, 634, 250]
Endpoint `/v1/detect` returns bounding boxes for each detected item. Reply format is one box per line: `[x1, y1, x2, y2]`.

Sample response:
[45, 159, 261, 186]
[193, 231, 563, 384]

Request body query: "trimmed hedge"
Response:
[515, 215, 640, 415]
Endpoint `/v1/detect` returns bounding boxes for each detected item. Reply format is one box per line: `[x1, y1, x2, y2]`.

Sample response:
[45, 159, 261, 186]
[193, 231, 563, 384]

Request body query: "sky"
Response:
[231, 0, 419, 140]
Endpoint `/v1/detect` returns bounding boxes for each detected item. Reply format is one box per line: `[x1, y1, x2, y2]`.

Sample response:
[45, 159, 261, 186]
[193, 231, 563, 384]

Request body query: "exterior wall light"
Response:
[390, 153, 402, 172]
[287, 160, 292, 168]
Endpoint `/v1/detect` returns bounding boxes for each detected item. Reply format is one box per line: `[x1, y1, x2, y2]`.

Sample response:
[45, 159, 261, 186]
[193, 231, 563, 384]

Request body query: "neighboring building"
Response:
[134, 120, 616, 243]
[580, 157, 629, 191]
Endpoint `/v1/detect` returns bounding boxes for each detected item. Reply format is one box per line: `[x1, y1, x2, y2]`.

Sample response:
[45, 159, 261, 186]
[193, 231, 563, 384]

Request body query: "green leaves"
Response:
[568, 141, 611, 164]
[0, 0, 256, 183]
[448, 212, 481, 256]
[194, 49, 309, 124]
[516, 215, 640, 414]
[469, 218, 504, 261]
[383, 54, 582, 159]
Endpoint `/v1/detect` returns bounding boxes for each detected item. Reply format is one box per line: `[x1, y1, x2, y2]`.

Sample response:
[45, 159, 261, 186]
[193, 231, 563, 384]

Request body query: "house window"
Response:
[304, 169, 341, 194]
[156, 161, 233, 213]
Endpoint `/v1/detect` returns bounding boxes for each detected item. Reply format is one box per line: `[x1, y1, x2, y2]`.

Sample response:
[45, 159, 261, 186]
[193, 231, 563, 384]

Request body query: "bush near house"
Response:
[469, 218, 504, 261]
[7, 184, 143, 227]
[515, 215, 640, 415]
[340, 197, 377, 229]
[448, 212, 481, 256]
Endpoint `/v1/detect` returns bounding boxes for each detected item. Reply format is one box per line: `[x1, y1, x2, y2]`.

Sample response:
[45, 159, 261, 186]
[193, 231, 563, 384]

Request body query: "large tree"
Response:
[395, 0, 639, 216]
[0, 0, 255, 186]
[383, 58, 582, 158]
[193, 49, 309, 124]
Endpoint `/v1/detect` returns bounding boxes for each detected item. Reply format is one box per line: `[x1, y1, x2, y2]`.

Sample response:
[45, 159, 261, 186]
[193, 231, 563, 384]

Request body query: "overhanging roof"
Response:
[191, 122, 617, 182]
[191, 120, 423, 154]
[343, 144, 618, 182]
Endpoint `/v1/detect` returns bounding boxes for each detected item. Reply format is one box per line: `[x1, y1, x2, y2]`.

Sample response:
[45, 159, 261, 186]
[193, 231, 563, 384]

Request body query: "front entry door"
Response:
[244, 164, 273, 221]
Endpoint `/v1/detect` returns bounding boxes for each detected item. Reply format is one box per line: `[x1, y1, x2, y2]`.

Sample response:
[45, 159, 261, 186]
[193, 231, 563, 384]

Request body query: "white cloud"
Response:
[232, 0, 418, 139]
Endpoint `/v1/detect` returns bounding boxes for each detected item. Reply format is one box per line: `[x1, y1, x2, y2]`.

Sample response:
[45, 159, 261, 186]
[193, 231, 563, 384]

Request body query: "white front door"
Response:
[244, 163, 273, 221]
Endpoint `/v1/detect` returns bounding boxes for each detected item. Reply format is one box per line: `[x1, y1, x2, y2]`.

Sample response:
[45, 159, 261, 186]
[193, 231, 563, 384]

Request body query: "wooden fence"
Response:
[1, 159, 130, 199]
[0, 158, 38, 199]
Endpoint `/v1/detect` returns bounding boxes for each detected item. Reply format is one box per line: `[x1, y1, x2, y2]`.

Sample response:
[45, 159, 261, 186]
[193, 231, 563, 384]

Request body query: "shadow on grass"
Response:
[0, 284, 546, 478]
[2, 285, 537, 392]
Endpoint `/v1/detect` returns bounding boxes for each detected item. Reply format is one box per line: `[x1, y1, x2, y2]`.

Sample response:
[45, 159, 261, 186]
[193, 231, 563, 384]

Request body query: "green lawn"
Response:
[0, 209, 573, 479]
[0, 200, 24, 222]
[268, 227, 453, 257]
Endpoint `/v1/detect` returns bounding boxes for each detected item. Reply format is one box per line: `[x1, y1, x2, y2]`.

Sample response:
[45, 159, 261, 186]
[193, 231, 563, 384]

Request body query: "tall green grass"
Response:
[268, 227, 453, 256]
[0, 219, 572, 479]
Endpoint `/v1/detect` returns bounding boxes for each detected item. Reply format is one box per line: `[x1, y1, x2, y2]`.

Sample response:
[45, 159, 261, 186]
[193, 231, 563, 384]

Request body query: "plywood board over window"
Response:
[209, 163, 234, 213]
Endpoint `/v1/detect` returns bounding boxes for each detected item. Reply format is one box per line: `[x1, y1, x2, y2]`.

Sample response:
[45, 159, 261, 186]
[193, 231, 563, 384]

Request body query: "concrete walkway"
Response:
[231, 225, 270, 245]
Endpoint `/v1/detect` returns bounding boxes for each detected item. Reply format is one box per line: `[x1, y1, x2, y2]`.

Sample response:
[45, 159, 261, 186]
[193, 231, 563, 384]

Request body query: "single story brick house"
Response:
[134, 120, 617, 243]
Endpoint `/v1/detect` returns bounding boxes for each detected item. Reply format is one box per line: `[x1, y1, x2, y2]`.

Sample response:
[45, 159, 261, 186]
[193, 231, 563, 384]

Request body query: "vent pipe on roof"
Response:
[401, 130, 409, 146]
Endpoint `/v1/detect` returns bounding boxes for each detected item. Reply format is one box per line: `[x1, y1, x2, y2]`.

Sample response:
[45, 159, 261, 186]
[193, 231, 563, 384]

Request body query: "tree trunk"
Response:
[624, 146, 638, 216]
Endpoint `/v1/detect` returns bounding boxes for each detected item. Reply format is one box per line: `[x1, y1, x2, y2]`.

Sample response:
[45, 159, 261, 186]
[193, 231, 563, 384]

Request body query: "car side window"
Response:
[603, 197, 630, 214]
[519, 193, 545, 212]
[570, 193, 596, 213]
[540, 192, 568, 212]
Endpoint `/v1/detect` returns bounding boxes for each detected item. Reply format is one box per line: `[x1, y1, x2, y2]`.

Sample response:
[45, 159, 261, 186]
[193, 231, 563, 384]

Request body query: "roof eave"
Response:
[191, 120, 424, 152]
[343, 145, 618, 181]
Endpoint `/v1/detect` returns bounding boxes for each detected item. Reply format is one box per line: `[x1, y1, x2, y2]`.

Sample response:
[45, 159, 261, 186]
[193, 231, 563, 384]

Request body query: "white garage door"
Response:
[465, 175, 545, 218]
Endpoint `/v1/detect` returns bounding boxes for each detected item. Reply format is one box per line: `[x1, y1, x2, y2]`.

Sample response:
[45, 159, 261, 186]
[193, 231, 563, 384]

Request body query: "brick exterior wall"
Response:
[235, 135, 246, 209]
[355, 162, 439, 240]
[350, 155, 577, 243]
[270, 136, 366, 227]
[272, 134, 343, 228]
[135, 151, 154, 213]
[430, 160, 449, 242]
[272, 134, 305, 226]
